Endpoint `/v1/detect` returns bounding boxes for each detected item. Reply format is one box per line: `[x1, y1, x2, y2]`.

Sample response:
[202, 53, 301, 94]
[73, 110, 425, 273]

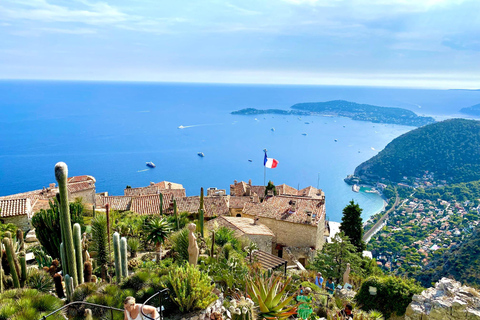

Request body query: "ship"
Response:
[352, 184, 360, 192]
[146, 162, 156, 168]
[198, 152, 205, 157]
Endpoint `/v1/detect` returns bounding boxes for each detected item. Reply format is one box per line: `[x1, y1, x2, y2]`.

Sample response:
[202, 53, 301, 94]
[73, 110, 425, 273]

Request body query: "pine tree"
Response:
[340, 200, 366, 252]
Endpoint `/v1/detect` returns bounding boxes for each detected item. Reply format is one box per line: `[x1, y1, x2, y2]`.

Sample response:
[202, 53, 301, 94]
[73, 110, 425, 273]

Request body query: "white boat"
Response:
[352, 184, 360, 192]
[198, 152, 205, 157]
[146, 162, 156, 168]
[178, 125, 185, 129]
[271, 128, 275, 132]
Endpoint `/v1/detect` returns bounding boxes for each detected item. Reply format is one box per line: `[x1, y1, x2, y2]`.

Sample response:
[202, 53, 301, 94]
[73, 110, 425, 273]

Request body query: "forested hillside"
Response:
[354, 119, 480, 183]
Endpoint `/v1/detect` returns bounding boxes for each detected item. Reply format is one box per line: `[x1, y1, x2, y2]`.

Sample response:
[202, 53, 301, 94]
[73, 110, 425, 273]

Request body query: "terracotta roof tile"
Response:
[0, 198, 33, 218]
[124, 184, 186, 198]
[208, 216, 275, 236]
[229, 196, 259, 209]
[67, 175, 96, 183]
[96, 196, 132, 211]
[0, 188, 58, 202]
[242, 195, 325, 226]
[67, 181, 95, 193]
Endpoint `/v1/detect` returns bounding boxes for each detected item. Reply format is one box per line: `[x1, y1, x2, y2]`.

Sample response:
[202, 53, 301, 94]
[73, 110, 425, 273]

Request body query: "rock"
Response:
[335, 288, 356, 300]
[405, 278, 480, 320]
[25, 229, 38, 242]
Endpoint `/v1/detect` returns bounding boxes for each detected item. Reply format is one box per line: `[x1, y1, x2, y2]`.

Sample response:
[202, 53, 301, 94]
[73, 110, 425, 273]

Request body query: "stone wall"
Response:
[2, 215, 31, 232]
[246, 234, 273, 253]
[405, 278, 480, 320]
[70, 189, 96, 204]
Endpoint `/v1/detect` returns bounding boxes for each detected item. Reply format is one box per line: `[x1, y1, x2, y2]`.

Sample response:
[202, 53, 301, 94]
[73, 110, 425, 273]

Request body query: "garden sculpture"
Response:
[188, 223, 199, 266]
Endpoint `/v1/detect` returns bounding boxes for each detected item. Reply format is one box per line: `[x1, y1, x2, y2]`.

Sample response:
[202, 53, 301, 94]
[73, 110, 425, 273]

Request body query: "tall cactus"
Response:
[210, 231, 215, 258]
[120, 237, 128, 278]
[113, 232, 122, 284]
[159, 193, 163, 215]
[55, 162, 78, 288]
[16, 229, 24, 252]
[60, 242, 67, 276]
[0, 244, 3, 293]
[3, 238, 20, 288]
[174, 199, 179, 230]
[53, 273, 65, 298]
[19, 251, 27, 287]
[106, 204, 111, 263]
[73, 223, 83, 285]
[84, 261, 92, 283]
[199, 187, 205, 237]
[64, 274, 73, 301]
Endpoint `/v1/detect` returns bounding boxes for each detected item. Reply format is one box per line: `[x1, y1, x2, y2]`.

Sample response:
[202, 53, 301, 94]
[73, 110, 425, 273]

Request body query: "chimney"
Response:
[234, 180, 237, 184]
[267, 190, 274, 196]
[248, 179, 252, 186]
[150, 182, 155, 186]
[253, 217, 259, 225]
[289, 200, 296, 212]
[168, 183, 172, 190]
[306, 211, 312, 224]
[49, 183, 56, 189]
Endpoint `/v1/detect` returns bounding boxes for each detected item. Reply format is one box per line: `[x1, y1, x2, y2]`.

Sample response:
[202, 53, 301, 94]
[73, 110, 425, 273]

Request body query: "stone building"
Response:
[124, 181, 186, 198]
[206, 216, 275, 253]
[67, 175, 96, 203]
[0, 198, 34, 231]
[241, 191, 326, 266]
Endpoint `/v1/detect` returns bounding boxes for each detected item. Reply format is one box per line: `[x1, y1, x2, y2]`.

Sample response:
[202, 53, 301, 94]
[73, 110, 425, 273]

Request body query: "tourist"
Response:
[297, 284, 304, 296]
[124, 296, 158, 320]
[337, 304, 354, 319]
[315, 272, 324, 288]
[325, 278, 335, 294]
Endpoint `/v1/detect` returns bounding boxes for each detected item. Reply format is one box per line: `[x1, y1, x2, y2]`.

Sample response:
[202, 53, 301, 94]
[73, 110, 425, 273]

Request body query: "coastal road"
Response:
[363, 188, 400, 243]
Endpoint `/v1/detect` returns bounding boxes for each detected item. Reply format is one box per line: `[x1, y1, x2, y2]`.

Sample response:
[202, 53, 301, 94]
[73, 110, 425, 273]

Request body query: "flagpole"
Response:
[263, 149, 267, 191]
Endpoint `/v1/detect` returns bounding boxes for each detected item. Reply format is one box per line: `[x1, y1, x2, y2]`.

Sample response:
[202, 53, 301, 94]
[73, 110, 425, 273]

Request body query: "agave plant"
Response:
[246, 274, 298, 320]
[368, 309, 385, 320]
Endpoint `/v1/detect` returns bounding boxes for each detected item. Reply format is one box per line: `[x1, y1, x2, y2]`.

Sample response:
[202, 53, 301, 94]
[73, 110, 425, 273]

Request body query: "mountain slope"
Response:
[354, 119, 480, 183]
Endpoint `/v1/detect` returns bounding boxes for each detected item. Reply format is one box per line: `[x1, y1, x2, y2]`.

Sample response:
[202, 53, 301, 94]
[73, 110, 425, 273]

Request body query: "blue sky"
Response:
[1, 0, 479, 88]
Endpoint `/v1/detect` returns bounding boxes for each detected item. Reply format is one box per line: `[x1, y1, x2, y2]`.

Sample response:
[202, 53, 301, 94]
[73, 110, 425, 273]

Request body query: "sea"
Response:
[1, 80, 479, 222]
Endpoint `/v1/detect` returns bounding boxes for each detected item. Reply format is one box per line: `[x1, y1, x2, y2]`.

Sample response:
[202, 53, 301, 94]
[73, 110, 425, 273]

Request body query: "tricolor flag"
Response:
[264, 152, 279, 169]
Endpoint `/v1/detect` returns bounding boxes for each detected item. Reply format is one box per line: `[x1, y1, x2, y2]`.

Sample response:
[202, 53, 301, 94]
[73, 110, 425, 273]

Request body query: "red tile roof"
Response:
[96, 196, 132, 211]
[242, 195, 325, 226]
[124, 184, 186, 198]
[0, 198, 33, 218]
[67, 180, 95, 193]
[67, 175, 96, 183]
[208, 216, 275, 236]
[229, 196, 259, 209]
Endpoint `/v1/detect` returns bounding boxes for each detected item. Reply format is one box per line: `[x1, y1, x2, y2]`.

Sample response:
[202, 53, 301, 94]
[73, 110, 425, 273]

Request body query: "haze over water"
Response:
[1, 80, 479, 222]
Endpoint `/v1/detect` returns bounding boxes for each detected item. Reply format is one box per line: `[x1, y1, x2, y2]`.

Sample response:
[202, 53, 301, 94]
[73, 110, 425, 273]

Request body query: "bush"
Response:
[25, 268, 54, 293]
[165, 263, 217, 313]
[0, 288, 64, 320]
[168, 227, 190, 262]
[355, 276, 423, 319]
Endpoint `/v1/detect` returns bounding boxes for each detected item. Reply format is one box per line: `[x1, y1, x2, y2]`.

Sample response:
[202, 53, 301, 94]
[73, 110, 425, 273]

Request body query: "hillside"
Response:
[460, 103, 480, 116]
[415, 225, 480, 288]
[354, 118, 480, 183]
[232, 100, 435, 126]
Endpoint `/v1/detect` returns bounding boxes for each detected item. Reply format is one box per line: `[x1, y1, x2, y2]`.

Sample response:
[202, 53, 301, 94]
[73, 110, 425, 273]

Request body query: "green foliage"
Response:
[112, 211, 145, 238]
[84, 284, 128, 320]
[145, 217, 171, 248]
[265, 180, 277, 196]
[355, 119, 480, 183]
[340, 200, 366, 252]
[247, 274, 298, 320]
[355, 276, 423, 319]
[29, 245, 53, 268]
[166, 211, 190, 230]
[199, 255, 249, 292]
[3, 238, 20, 288]
[214, 226, 241, 251]
[165, 263, 217, 313]
[127, 237, 141, 257]
[226, 294, 256, 320]
[0, 223, 17, 242]
[310, 232, 362, 283]
[169, 227, 190, 262]
[0, 288, 64, 320]
[25, 268, 54, 292]
[91, 214, 109, 273]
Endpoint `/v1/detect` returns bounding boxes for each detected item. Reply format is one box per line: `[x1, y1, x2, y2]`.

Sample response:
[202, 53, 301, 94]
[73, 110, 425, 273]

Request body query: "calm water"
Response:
[1, 80, 479, 222]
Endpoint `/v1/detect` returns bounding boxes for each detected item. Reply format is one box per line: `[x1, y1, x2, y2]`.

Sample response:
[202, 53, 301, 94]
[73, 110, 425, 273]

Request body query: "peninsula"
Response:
[232, 100, 435, 126]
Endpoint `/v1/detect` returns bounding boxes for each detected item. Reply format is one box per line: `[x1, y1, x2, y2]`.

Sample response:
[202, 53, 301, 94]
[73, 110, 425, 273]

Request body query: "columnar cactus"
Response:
[0, 244, 3, 293]
[159, 193, 163, 215]
[55, 162, 78, 288]
[106, 204, 111, 262]
[53, 273, 65, 298]
[113, 232, 122, 283]
[64, 274, 73, 301]
[73, 223, 84, 285]
[3, 238, 20, 288]
[60, 242, 67, 275]
[19, 251, 27, 287]
[174, 199, 179, 230]
[84, 261, 92, 283]
[120, 237, 128, 278]
[16, 229, 24, 252]
[210, 231, 215, 258]
[199, 187, 205, 238]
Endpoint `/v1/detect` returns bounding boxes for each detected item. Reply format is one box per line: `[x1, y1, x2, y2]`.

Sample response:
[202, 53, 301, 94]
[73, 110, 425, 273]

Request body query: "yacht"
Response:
[198, 152, 205, 157]
[146, 162, 156, 168]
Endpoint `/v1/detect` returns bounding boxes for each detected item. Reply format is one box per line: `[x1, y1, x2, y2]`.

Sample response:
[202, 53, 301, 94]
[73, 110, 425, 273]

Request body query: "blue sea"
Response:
[1, 80, 479, 222]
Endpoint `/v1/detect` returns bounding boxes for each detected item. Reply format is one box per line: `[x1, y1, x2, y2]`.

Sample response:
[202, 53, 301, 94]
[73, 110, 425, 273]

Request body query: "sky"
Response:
[1, 0, 480, 88]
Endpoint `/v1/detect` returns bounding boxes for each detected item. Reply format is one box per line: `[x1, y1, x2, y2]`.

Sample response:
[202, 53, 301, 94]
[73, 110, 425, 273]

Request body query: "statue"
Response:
[343, 263, 351, 285]
[188, 223, 199, 266]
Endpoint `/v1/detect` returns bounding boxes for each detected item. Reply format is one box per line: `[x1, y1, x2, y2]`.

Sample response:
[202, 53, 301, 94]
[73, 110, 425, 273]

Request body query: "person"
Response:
[337, 304, 354, 319]
[315, 272, 324, 288]
[297, 284, 304, 296]
[124, 296, 158, 320]
[325, 278, 335, 295]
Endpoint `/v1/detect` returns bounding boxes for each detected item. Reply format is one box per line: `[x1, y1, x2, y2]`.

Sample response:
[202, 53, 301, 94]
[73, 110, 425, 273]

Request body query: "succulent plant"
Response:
[246, 275, 298, 320]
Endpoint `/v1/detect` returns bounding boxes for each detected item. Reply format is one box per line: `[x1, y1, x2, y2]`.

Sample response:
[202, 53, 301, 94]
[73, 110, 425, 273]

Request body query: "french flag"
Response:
[264, 152, 279, 169]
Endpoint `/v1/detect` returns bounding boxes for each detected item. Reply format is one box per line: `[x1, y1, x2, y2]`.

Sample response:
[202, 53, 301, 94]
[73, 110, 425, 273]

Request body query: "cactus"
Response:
[4, 231, 12, 241]
[199, 187, 205, 237]
[91, 275, 97, 283]
[210, 231, 215, 258]
[113, 232, 122, 283]
[159, 193, 163, 215]
[174, 199, 179, 230]
[3, 238, 20, 288]
[60, 242, 67, 276]
[19, 251, 27, 287]
[16, 229, 24, 252]
[73, 223, 83, 285]
[0, 244, 3, 293]
[120, 237, 128, 278]
[55, 162, 78, 288]
[106, 204, 111, 262]
[64, 274, 73, 301]
[84, 261, 92, 283]
[53, 273, 65, 298]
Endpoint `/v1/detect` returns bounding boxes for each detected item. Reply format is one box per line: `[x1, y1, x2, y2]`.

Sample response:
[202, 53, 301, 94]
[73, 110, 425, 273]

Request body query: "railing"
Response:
[39, 288, 170, 320]
[39, 301, 124, 320]
[141, 288, 170, 320]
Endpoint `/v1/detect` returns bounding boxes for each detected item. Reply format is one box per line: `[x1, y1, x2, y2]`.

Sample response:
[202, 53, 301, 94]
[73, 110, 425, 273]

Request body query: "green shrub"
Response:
[166, 263, 217, 313]
[25, 268, 54, 293]
[168, 227, 190, 262]
[0, 223, 17, 241]
[355, 276, 423, 319]
[0, 288, 64, 320]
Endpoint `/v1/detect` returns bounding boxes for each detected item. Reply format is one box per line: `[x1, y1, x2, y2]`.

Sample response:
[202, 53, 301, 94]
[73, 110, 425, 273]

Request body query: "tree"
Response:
[264, 180, 277, 197]
[340, 200, 366, 252]
[311, 232, 361, 283]
[145, 217, 171, 261]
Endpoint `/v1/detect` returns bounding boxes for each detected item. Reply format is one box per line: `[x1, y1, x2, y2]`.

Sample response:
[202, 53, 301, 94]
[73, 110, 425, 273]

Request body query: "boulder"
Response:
[405, 278, 480, 320]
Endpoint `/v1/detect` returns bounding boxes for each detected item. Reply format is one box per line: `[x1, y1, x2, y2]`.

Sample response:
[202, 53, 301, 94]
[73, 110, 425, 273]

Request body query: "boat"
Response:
[352, 184, 360, 192]
[271, 128, 275, 132]
[334, 139, 338, 142]
[178, 125, 185, 129]
[304, 122, 310, 124]
[146, 162, 156, 168]
[248, 159, 253, 162]
[302, 133, 307, 136]
[198, 152, 205, 157]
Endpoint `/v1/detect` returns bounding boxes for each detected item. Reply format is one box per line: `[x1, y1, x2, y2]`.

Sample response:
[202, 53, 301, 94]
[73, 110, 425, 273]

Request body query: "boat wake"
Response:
[137, 169, 149, 172]
[178, 123, 222, 129]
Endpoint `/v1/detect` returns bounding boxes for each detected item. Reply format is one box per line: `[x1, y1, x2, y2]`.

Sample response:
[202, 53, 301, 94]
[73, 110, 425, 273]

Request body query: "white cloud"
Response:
[225, 3, 262, 15]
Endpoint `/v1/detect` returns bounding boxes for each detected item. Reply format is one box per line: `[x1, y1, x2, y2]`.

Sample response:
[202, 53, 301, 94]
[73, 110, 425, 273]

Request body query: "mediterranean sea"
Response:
[1, 80, 479, 222]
